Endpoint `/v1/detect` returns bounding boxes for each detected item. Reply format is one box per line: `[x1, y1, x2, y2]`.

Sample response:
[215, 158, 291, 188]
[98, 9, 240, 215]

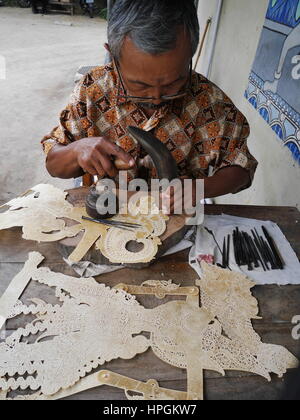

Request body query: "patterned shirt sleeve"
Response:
[41, 76, 89, 154]
[214, 107, 258, 192]
[187, 77, 258, 192]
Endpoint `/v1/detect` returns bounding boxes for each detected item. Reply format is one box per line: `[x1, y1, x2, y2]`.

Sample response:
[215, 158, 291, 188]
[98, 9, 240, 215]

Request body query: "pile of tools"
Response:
[206, 225, 285, 272]
[232, 226, 284, 271]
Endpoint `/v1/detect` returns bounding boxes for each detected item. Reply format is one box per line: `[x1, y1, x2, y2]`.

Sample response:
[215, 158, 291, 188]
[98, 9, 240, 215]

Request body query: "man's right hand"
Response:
[75, 137, 135, 177]
[46, 137, 136, 180]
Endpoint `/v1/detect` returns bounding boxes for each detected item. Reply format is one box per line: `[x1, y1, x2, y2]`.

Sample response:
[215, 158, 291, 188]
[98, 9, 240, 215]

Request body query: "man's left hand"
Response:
[160, 177, 196, 215]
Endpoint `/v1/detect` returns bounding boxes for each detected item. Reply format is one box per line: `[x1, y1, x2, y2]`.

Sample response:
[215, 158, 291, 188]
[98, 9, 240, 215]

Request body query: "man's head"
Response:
[107, 0, 200, 106]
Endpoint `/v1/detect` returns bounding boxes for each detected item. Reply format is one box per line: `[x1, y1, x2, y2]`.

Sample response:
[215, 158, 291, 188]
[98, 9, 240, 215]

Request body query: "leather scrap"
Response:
[0, 255, 298, 400]
[0, 184, 168, 264]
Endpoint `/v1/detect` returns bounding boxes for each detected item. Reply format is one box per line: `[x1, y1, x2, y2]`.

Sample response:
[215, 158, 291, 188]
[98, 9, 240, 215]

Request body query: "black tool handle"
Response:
[262, 226, 284, 270]
[128, 126, 178, 181]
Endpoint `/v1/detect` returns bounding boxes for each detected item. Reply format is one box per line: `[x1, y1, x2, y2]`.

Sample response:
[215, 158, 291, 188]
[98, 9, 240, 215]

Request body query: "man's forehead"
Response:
[118, 34, 191, 81]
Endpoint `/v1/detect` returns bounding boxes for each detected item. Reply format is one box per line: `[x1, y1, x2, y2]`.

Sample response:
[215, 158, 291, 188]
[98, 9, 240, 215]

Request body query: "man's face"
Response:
[117, 29, 192, 108]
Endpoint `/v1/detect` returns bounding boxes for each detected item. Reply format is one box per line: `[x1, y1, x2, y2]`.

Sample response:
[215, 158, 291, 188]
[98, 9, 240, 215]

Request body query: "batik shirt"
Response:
[42, 63, 258, 189]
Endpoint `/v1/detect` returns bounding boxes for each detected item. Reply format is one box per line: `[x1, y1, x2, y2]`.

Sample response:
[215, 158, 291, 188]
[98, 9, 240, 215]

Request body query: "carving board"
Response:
[57, 187, 190, 268]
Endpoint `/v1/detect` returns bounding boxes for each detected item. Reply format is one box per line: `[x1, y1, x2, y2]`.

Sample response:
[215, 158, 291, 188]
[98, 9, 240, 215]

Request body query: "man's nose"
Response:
[151, 87, 165, 105]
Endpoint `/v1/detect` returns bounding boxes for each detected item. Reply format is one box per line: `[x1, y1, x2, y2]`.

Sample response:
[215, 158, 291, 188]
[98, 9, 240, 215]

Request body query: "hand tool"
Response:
[262, 226, 285, 270]
[81, 216, 142, 231]
[85, 126, 179, 220]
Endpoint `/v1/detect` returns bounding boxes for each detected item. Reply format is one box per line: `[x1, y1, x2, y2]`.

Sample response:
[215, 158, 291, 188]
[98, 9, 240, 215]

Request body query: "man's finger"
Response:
[98, 153, 118, 178]
[106, 141, 135, 167]
[83, 163, 100, 176]
[91, 150, 108, 177]
[161, 194, 173, 215]
[169, 206, 175, 215]
[114, 158, 134, 170]
[164, 203, 174, 215]
[161, 190, 177, 206]
[169, 194, 187, 215]
[91, 157, 106, 178]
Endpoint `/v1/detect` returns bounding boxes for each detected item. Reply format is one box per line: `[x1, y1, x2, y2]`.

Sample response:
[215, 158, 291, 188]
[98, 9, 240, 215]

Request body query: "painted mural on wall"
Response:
[245, 0, 300, 164]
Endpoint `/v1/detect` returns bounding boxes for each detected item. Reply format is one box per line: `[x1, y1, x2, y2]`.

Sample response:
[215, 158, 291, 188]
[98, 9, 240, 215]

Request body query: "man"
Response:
[32, 0, 48, 14]
[83, 0, 95, 19]
[42, 0, 257, 214]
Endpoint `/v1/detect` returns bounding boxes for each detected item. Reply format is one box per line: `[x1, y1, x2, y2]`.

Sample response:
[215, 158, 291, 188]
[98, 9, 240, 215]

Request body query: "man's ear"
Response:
[104, 43, 111, 53]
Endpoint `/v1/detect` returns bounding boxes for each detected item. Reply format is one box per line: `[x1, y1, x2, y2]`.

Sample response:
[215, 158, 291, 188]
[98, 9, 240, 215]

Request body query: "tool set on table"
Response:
[205, 225, 285, 271]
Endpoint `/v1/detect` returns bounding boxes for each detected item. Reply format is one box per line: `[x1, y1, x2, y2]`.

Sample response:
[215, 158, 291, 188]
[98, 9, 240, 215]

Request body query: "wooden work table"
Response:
[0, 202, 299, 400]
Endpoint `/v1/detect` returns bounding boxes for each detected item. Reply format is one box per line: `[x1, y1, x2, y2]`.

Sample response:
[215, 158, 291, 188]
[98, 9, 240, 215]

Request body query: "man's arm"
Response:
[46, 137, 136, 179]
[42, 71, 137, 180]
[203, 166, 250, 198]
[46, 143, 84, 179]
[162, 166, 250, 214]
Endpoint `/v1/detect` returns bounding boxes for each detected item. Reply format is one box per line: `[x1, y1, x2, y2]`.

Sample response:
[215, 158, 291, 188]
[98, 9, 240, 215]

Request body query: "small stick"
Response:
[237, 228, 248, 267]
[204, 228, 223, 255]
[244, 233, 258, 268]
[242, 231, 253, 271]
[222, 238, 226, 269]
[262, 226, 285, 270]
[256, 230, 277, 269]
[233, 230, 240, 267]
[254, 229, 270, 263]
[261, 237, 278, 270]
[226, 235, 230, 268]
[236, 228, 244, 265]
[251, 229, 269, 271]
[204, 228, 231, 270]
[247, 234, 263, 270]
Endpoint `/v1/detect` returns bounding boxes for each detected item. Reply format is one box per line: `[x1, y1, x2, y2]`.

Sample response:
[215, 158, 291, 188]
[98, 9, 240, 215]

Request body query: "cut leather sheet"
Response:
[0, 255, 298, 400]
[8, 371, 188, 401]
[95, 195, 168, 265]
[0, 252, 44, 330]
[196, 262, 299, 378]
[0, 391, 7, 400]
[0, 184, 168, 264]
[115, 281, 199, 300]
[0, 184, 76, 242]
[0, 257, 149, 397]
[96, 228, 161, 264]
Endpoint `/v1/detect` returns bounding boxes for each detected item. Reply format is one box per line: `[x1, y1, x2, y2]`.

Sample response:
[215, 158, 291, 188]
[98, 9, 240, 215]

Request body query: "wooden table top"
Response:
[0, 202, 299, 400]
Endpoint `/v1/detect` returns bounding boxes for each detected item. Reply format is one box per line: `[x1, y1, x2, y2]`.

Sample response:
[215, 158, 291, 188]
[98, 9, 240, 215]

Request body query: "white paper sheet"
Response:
[189, 214, 300, 286]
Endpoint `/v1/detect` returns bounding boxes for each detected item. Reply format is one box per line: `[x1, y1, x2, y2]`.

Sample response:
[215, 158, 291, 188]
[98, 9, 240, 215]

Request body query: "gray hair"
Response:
[107, 0, 200, 60]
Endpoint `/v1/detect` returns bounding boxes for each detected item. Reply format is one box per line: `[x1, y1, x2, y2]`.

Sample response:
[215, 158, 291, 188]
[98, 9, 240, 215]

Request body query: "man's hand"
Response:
[75, 137, 135, 177]
[161, 177, 197, 216]
[160, 166, 250, 215]
[46, 137, 135, 179]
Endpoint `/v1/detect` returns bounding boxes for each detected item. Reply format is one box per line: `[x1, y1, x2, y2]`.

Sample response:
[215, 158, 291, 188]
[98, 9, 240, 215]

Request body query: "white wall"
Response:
[195, 0, 300, 209]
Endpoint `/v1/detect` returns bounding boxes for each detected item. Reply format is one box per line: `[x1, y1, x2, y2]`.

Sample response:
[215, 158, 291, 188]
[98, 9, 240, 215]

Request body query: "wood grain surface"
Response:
[0, 190, 299, 400]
